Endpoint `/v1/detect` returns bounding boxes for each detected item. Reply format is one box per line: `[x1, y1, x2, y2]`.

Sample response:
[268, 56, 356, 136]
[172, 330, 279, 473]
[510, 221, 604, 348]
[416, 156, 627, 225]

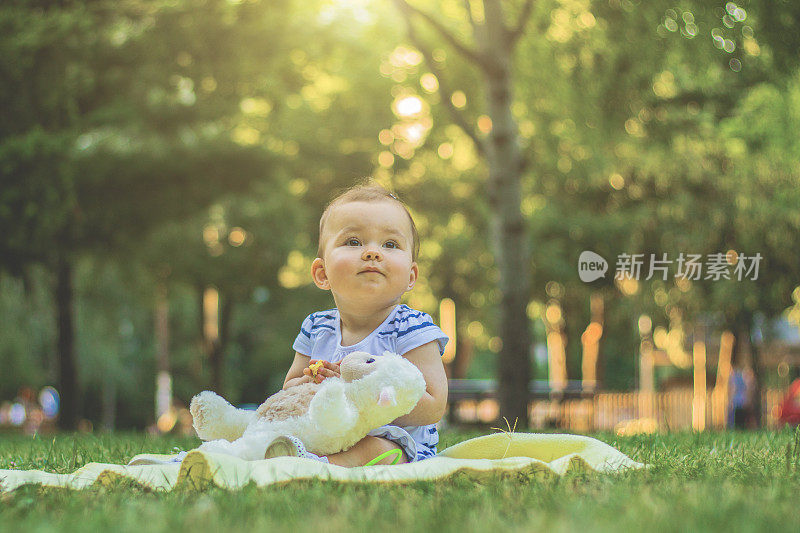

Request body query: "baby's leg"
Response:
[325, 436, 409, 467]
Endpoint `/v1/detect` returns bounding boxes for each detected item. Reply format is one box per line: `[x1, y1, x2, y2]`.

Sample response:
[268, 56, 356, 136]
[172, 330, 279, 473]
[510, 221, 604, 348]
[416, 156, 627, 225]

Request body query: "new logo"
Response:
[578, 251, 608, 282]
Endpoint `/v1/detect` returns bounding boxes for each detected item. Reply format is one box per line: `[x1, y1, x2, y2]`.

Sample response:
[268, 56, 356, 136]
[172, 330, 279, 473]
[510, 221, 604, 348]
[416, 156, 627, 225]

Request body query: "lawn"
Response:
[2, 427, 799, 532]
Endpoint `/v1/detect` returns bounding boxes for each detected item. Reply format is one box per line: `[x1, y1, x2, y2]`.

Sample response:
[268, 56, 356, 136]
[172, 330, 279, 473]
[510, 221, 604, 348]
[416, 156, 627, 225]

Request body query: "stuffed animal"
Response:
[189, 351, 426, 461]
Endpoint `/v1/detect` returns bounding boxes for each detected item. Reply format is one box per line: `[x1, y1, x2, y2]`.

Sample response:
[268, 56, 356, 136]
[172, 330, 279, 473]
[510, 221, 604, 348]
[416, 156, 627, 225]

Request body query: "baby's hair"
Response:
[317, 179, 420, 261]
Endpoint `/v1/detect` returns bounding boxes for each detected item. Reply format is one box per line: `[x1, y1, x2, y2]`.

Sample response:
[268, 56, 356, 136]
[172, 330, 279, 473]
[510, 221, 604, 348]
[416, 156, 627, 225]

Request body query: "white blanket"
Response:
[0, 433, 645, 492]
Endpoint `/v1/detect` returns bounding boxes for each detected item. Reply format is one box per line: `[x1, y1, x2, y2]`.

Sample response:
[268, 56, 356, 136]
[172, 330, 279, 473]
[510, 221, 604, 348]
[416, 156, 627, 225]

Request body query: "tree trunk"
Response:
[749, 333, 763, 427]
[482, 0, 531, 428]
[56, 256, 79, 430]
[101, 370, 116, 431]
[203, 286, 233, 394]
[392, 0, 534, 426]
[452, 328, 474, 379]
[193, 284, 205, 379]
[581, 292, 604, 392]
[742, 313, 763, 427]
[155, 282, 172, 422]
[595, 295, 607, 389]
[215, 295, 233, 393]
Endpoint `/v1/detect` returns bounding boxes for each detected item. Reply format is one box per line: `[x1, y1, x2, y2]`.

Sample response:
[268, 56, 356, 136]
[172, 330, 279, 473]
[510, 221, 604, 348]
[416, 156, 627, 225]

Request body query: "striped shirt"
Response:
[292, 304, 448, 460]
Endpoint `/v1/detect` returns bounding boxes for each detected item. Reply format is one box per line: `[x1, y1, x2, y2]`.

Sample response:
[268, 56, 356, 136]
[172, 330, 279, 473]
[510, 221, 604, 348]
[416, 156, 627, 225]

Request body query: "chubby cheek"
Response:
[387, 256, 414, 275]
[326, 253, 359, 281]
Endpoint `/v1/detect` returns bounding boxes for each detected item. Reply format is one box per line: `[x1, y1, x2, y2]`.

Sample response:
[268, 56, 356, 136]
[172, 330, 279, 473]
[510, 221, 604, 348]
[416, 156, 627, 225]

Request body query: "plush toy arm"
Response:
[190, 391, 258, 442]
[308, 379, 358, 437]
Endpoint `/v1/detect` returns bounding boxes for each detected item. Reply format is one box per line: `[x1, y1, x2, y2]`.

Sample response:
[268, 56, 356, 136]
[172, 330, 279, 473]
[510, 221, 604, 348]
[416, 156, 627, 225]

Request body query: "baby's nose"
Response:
[362, 249, 382, 261]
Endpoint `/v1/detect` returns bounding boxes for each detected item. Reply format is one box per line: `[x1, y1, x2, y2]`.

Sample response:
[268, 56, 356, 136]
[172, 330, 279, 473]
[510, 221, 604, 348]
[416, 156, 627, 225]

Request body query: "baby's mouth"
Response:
[359, 268, 384, 275]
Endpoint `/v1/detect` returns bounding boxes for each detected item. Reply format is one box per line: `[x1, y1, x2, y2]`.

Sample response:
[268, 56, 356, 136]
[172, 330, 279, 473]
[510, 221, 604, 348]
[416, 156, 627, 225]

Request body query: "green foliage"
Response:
[0, 130, 74, 272]
[0, 270, 56, 400]
[366, 0, 800, 388]
[2, 0, 800, 418]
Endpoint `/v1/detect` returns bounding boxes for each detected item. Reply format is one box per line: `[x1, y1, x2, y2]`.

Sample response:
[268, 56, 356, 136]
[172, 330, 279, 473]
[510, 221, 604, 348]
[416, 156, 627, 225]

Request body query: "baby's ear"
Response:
[311, 257, 330, 290]
[407, 262, 418, 290]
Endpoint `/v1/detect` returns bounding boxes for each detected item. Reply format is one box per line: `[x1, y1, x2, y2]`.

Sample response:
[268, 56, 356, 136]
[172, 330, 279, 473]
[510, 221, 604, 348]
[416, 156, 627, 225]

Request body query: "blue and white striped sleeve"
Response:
[292, 313, 316, 356]
[393, 308, 449, 357]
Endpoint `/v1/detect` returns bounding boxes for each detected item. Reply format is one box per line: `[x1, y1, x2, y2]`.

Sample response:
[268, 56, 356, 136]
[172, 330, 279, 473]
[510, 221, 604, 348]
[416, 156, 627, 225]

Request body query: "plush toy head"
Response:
[339, 351, 383, 382]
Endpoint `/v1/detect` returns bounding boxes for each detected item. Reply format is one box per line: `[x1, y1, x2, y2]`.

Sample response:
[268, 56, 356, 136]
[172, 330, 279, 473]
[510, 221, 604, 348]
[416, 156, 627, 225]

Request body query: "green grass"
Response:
[2, 427, 800, 532]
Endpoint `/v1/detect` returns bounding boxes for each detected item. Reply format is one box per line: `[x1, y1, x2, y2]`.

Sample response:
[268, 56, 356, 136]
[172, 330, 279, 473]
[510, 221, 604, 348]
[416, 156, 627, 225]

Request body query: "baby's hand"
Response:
[303, 360, 340, 384]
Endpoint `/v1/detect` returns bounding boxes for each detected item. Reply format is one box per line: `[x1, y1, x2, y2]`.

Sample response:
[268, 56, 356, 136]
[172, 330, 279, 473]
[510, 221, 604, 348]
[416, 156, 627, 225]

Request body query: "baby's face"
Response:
[314, 200, 417, 308]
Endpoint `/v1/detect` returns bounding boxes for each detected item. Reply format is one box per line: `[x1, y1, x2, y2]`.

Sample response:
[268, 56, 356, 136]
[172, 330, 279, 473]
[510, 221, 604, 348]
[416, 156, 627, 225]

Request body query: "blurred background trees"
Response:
[1, 0, 799, 430]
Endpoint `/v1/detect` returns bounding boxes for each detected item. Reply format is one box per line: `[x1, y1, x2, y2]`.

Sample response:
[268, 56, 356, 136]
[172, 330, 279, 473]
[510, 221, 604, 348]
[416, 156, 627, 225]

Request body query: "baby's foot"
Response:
[264, 435, 329, 463]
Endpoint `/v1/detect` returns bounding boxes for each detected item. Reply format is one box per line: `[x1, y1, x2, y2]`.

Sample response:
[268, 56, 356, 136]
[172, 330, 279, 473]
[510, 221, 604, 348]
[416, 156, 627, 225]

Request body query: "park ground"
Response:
[1, 427, 800, 532]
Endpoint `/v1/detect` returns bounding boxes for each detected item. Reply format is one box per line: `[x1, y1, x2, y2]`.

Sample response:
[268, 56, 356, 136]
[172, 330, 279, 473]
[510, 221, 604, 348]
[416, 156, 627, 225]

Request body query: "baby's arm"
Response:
[283, 351, 340, 389]
[391, 341, 448, 426]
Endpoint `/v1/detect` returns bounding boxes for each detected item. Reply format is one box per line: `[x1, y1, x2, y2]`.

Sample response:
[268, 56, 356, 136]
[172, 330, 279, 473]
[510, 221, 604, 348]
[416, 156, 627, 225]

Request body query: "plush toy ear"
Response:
[377, 386, 397, 406]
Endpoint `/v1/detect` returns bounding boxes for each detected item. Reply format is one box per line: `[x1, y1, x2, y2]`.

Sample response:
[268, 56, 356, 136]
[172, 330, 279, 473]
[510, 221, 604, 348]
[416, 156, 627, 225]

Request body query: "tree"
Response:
[391, 0, 535, 426]
[0, 0, 300, 428]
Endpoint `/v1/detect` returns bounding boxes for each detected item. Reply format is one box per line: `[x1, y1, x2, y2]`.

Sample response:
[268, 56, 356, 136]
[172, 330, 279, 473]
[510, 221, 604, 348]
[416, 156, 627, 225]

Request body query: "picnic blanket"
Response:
[0, 433, 644, 492]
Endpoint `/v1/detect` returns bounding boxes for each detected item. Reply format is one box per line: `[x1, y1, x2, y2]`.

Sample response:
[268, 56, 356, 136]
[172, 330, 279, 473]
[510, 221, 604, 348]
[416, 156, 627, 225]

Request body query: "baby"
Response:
[272, 182, 449, 466]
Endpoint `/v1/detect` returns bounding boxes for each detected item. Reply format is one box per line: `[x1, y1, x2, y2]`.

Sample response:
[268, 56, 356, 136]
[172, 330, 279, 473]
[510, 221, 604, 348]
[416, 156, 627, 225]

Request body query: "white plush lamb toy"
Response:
[189, 351, 426, 461]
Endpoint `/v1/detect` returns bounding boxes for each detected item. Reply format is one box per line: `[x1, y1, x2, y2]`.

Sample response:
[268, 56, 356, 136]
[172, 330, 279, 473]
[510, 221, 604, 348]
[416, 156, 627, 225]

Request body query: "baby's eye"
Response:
[345, 238, 361, 246]
[383, 240, 398, 249]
